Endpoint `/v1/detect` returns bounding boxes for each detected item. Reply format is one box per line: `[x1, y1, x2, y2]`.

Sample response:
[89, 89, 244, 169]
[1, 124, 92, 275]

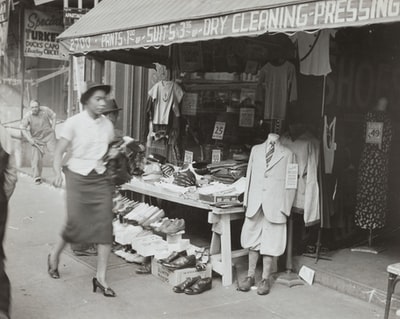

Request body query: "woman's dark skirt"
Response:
[62, 168, 113, 245]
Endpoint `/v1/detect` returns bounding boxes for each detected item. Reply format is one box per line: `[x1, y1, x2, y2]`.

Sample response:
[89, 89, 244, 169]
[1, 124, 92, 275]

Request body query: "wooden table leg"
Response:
[220, 214, 233, 286]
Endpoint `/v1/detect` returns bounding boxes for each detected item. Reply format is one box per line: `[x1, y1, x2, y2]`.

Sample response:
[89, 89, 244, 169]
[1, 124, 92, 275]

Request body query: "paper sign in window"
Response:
[239, 108, 255, 128]
[366, 122, 383, 145]
[285, 164, 298, 189]
[212, 121, 226, 140]
[184, 151, 193, 164]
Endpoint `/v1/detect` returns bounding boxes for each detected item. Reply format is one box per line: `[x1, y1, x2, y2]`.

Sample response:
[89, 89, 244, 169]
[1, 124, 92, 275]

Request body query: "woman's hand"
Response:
[52, 173, 64, 188]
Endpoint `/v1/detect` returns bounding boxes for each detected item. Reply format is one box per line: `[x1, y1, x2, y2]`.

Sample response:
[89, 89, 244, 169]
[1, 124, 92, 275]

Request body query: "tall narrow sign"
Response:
[24, 9, 66, 60]
[0, 0, 10, 56]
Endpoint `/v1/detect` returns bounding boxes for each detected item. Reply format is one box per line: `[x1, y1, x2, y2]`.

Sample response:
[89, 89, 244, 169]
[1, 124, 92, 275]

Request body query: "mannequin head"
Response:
[374, 97, 388, 112]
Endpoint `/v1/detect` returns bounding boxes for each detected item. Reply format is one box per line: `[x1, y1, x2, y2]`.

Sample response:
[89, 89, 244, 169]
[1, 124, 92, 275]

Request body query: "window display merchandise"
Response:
[354, 98, 393, 249]
[238, 133, 297, 295]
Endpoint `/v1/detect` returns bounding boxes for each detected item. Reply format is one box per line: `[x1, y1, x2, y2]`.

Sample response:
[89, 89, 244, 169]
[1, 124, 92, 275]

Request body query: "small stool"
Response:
[384, 263, 400, 319]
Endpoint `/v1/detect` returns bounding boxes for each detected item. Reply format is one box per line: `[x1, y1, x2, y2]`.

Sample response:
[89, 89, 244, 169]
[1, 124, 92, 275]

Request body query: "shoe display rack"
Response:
[120, 178, 247, 286]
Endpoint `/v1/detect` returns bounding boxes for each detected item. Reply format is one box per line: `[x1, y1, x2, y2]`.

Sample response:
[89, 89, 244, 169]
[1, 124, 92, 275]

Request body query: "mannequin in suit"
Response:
[238, 133, 296, 295]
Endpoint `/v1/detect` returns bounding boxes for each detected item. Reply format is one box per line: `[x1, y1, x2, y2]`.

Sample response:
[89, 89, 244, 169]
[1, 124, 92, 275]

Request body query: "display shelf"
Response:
[121, 178, 246, 286]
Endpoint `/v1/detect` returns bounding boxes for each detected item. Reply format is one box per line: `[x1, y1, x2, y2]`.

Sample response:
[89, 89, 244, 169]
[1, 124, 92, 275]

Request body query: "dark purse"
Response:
[104, 140, 146, 185]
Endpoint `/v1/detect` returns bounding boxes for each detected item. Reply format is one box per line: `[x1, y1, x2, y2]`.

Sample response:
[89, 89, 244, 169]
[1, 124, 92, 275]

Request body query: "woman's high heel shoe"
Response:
[92, 277, 116, 297]
[47, 254, 60, 279]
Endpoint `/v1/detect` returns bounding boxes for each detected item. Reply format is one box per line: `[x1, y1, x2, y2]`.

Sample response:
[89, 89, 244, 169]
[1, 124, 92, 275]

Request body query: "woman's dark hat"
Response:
[80, 81, 111, 104]
[102, 99, 122, 114]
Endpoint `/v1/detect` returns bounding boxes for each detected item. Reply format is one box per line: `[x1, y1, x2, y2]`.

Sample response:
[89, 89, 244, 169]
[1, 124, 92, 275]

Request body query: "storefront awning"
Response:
[58, 0, 400, 55]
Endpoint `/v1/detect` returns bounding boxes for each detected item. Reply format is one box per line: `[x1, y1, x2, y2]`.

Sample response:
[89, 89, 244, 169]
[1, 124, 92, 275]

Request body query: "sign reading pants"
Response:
[24, 9, 66, 60]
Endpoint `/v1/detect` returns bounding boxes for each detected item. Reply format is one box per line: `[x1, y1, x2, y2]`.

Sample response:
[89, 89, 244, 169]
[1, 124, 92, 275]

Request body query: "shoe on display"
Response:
[237, 276, 255, 292]
[184, 277, 212, 295]
[163, 219, 185, 234]
[73, 246, 98, 256]
[155, 218, 173, 232]
[141, 209, 165, 227]
[162, 255, 196, 270]
[257, 278, 271, 296]
[136, 206, 160, 225]
[173, 276, 201, 293]
[114, 249, 129, 259]
[158, 250, 187, 264]
[125, 253, 148, 264]
[135, 263, 151, 274]
[134, 229, 153, 238]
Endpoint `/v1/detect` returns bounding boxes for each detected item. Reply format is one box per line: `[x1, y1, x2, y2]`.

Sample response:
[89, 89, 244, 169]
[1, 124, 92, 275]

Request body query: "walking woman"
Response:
[48, 83, 116, 297]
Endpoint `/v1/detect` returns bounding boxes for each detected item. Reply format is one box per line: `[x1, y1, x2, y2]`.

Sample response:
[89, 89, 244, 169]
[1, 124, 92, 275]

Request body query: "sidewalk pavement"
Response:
[4, 174, 385, 319]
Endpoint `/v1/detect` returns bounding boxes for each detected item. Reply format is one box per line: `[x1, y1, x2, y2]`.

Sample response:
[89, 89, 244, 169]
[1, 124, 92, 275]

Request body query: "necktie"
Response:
[265, 142, 275, 167]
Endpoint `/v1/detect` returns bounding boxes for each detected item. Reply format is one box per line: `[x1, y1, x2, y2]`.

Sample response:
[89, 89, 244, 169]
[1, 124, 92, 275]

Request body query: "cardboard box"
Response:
[168, 239, 190, 253]
[136, 240, 168, 257]
[131, 235, 161, 249]
[151, 257, 212, 286]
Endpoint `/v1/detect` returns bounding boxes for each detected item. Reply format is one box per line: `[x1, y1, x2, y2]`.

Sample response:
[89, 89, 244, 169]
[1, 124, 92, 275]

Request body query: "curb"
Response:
[293, 256, 400, 312]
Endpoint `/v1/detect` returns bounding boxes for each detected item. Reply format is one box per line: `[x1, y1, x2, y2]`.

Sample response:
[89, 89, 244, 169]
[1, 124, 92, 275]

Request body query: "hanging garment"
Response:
[241, 139, 297, 256]
[280, 132, 320, 226]
[355, 111, 392, 230]
[255, 61, 297, 120]
[291, 29, 336, 76]
[148, 81, 184, 125]
[323, 116, 336, 174]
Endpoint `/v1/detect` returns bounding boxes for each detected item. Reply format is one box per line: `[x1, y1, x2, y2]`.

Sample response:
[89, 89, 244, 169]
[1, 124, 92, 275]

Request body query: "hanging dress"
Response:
[354, 111, 392, 230]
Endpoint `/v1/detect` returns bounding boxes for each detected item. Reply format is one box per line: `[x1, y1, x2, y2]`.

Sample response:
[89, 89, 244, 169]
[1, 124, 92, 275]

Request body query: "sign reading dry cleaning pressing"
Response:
[24, 9, 66, 60]
[63, 0, 400, 53]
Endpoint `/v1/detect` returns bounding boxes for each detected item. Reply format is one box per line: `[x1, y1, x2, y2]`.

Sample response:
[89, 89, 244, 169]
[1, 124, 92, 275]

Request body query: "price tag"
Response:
[212, 121, 226, 140]
[366, 122, 383, 145]
[184, 150, 193, 164]
[285, 164, 298, 189]
[211, 149, 221, 163]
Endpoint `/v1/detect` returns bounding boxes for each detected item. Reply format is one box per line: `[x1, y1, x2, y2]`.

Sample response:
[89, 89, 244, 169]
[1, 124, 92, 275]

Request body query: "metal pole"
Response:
[67, 55, 73, 117]
[19, 3, 25, 119]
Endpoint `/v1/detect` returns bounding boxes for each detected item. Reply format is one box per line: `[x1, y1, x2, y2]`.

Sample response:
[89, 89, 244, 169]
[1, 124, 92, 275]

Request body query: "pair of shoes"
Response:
[154, 218, 172, 232]
[125, 253, 148, 264]
[47, 254, 60, 279]
[73, 246, 97, 256]
[158, 250, 187, 264]
[257, 278, 271, 295]
[135, 263, 151, 274]
[163, 255, 196, 270]
[34, 177, 42, 185]
[173, 276, 201, 293]
[92, 278, 116, 297]
[184, 277, 212, 295]
[163, 219, 185, 234]
[237, 276, 255, 292]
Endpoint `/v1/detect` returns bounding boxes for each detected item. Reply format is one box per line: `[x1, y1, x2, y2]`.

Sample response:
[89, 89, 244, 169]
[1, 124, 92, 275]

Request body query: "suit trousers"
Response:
[241, 206, 287, 257]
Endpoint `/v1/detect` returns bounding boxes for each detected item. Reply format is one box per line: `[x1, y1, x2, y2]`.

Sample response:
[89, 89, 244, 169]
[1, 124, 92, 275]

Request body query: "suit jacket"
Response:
[244, 141, 297, 224]
[280, 133, 320, 226]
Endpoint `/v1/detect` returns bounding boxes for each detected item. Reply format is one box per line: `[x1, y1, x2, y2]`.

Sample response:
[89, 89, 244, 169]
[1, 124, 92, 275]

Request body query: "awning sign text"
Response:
[62, 0, 400, 53]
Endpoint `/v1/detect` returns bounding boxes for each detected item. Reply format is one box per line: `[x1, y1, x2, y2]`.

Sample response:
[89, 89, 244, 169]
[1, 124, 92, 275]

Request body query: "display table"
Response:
[121, 179, 247, 286]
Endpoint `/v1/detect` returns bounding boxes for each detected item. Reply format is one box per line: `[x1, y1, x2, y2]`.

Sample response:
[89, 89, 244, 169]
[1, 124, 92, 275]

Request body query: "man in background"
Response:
[0, 124, 17, 319]
[20, 99, 57, 184]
